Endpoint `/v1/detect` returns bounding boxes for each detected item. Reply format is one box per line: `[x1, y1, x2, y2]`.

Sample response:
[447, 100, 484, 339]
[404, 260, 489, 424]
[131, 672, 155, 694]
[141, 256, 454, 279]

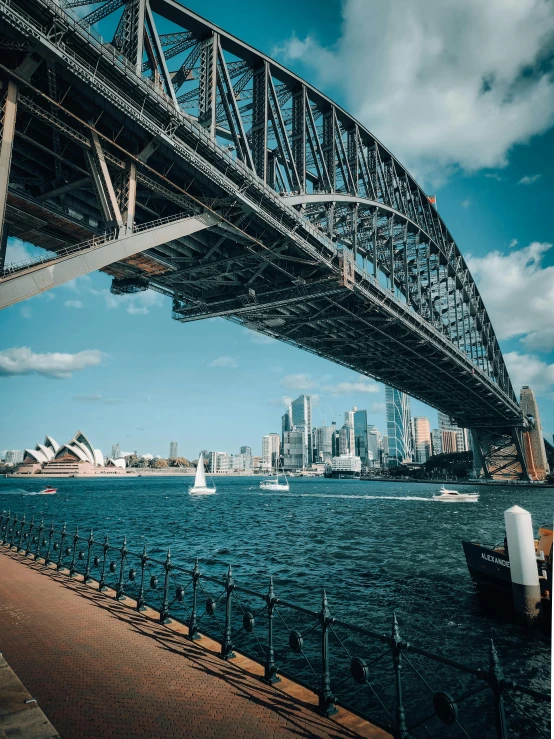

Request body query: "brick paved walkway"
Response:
[0, 551, 385, 739]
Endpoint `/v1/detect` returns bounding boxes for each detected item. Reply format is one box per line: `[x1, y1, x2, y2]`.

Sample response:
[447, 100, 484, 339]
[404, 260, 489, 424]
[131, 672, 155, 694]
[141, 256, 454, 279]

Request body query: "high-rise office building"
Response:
[438, 412, 468, 452]
[282, 430, 305, 470]
[281, 405, 292, 447]
[291, 394, 312, 465]
[314, 426, 333, 462]
[339, 423, 355, 455]
[111, 443, 120, 459]
[441, 431, 458, 454]
[331, 422, 340, 458]
[431, 429, 442, 457]
[169, 441, 178, 460]
[385, 386, 413, 466]
[240, 446, 252, 456]
[5, 450, 23, 465]
[520, 386, 549, 480]
[367, 425, 382, 467]
[353, 409, 368, 464]
[413, 417, 431, 463]
[261, 434, 280, 471]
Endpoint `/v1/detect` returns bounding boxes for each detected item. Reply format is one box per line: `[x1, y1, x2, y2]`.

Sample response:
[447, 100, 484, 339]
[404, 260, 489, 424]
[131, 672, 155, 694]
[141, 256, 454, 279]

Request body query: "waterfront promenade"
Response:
[0, 549, 387, 739]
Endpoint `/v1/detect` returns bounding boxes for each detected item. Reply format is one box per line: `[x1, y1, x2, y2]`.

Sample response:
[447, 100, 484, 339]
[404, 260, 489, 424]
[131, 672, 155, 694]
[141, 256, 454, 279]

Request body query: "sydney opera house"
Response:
[15, 430, 129, 477]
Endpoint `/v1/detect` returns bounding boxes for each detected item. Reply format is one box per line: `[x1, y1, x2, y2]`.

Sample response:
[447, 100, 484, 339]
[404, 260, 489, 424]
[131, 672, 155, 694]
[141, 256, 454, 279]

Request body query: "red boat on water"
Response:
[39, 486, 57, 495]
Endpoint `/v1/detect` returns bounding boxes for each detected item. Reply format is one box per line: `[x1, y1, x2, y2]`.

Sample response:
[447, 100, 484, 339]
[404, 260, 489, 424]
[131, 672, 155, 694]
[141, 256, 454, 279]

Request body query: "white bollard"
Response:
[504, 505, 541, 622]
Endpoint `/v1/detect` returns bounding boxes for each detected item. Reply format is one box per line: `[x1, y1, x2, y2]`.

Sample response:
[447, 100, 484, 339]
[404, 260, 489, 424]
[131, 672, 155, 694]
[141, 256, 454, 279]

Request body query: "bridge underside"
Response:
[0, 0, 528, 479]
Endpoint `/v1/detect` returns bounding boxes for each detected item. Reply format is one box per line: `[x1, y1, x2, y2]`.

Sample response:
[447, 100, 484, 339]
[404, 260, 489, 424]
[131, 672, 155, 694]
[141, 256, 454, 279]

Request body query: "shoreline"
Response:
[361, 476, 554, 488]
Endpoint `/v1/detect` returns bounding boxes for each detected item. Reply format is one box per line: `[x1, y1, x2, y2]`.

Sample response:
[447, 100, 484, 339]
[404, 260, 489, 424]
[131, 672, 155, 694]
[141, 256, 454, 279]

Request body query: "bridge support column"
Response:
[0, 80, 17, 270]
[470, 427, 529, 481]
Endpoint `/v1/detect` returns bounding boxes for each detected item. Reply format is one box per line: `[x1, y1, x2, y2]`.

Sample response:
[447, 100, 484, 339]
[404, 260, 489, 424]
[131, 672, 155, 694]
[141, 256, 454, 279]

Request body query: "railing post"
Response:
[84, 530, 93, 582]
[160, 548, 172, 624]
[16, 515, 26, 551]
[44, 523, 54, 566]
[0, 511, 9, 545]
[319, 590, 337, 716]
[488, 640, 509, 739]
[69, 527, 79, 576]
[391, 613, 409, 739]
[136, 542, 147, 611]
[9, 513, 18, 548]
[115, 537, 127, 600]
[56, 523, 67, 571]
[188, 556, 200, 640]
[99, 534, 109, 591]
[221, 565, 235, 659]
[264, 576, 280, 684]
[34, 517, 44, 560]
[25, 517, 34, 556]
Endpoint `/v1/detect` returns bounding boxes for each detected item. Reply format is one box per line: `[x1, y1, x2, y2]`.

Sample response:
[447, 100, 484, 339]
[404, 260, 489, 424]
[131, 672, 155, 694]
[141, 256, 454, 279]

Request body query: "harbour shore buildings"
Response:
[413, 417, 431, 463]
[385, 386, 413, 466]
[438, 412, 468, 453]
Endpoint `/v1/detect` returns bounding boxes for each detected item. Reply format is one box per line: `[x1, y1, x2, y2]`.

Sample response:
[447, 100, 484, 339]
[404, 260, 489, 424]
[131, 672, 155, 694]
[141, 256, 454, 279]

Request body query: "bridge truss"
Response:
[0, 0, 528, 478]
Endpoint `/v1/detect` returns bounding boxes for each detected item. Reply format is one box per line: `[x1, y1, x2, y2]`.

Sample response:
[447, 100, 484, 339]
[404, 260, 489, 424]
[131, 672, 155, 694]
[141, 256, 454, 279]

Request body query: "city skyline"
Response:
[1, 0, 553, 461]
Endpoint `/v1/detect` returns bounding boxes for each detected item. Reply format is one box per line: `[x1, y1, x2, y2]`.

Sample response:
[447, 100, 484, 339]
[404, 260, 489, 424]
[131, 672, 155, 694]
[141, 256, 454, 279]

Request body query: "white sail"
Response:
[194, 453, 207, 488]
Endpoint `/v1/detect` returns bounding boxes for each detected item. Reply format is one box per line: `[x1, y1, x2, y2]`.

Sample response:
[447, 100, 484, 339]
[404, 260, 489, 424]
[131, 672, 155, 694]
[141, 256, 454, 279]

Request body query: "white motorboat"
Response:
[188, 453, 216, 495]
[39, 486, 57, 495]
[433, 486, 479, 502]
[260, 466, 289, 492]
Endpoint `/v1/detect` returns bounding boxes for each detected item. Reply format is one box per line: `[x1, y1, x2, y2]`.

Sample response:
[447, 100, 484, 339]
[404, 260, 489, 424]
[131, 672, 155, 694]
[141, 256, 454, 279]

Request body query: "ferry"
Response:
[462, 525, 552, 602]
[433, 486, 479, 502]
[39, 486, 57, 495]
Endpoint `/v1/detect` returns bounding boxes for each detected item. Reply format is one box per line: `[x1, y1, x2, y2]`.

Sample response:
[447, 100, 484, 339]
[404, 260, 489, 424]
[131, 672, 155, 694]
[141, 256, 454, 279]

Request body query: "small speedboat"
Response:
[39, 486, 57, 495]
[433, 486, 479, 502]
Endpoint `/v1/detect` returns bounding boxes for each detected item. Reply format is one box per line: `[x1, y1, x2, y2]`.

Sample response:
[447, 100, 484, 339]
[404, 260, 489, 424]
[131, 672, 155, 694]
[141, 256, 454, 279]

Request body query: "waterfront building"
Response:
[16, 431, 128, 476]
[353, 409, 368, 465]
[5, 450, 23, 465]
[339, 423, 355, 455]
[331, 454, 362, 477]
[331, 422, 340, 458]
[208, 451, 232, 473]
[413, 417, 431, 463]
[367, 425, 382, 467]
[230, 452, 252, 472]
[431, 428, 442, 457]
[261, 434, 280, 471]
[438, 412, 468, 452]
[385, 386, 413, 466]
[169, 441, 178, 460]
[240, 446, 252, 456]
[291, 394, 313, 465]
[283, 430, 305, 470]
[520, 385, 549, 480]
[251, 456, 262, 473]
[314, 425, 333, 463]
[281, 405, 292, 447]
[111, 443, 120, 459]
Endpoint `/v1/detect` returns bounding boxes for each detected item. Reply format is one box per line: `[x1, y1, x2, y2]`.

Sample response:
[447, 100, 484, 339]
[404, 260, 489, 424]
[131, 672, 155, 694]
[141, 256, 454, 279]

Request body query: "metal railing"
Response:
[0, 510, 549, 739]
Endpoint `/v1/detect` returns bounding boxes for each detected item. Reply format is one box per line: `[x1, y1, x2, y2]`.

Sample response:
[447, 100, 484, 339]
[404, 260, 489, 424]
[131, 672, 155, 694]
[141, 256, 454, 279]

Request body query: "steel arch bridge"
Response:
[0, 0, 528, 478]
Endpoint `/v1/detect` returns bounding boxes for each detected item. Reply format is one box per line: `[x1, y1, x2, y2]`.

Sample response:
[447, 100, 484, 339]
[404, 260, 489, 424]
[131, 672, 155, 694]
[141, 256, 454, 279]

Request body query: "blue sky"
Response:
[1, 0, 554, 458]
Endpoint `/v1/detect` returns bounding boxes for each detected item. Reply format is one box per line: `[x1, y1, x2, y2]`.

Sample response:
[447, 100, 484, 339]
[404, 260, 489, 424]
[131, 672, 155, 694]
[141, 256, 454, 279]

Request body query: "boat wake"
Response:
[258, 492, 431, 501]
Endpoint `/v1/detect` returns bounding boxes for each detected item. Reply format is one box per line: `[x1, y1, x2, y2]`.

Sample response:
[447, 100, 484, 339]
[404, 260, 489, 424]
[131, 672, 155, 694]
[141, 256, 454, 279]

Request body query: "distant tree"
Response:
[126, 454, 140, 468]
[170, 457, 190, 467]
[150, 458, 168, 468]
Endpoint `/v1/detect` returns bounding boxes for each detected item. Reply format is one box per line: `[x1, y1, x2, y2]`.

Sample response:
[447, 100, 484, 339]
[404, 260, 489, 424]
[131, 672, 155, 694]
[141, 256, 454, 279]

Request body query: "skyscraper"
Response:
[339, 423, 355, 455]
[281, 405, 292, 447]
[431, 429, 442, 457]
[291, 394, 312, 466]
[438, 412, 468, 452]
[169, 441, 178, 460]
[314, 426, 333, 462]
[520, 386, 549, 480]
[240, 446, 252, 456]
[282, 430, 305, 470]
[413, 417, 431, 463]
[5, 450, 23, 465]
[353, 409, 368, 464]
[367, 425, 382, 467]
[261, 434, 280, 471]
[111, 443, 120, 459]
[385, 386, 413, 466]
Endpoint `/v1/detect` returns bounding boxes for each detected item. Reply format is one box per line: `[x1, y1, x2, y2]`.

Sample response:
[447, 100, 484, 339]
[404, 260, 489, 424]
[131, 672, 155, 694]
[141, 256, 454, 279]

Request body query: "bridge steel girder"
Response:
[0, 0, 527, 477]
[0, 212, 220, 308]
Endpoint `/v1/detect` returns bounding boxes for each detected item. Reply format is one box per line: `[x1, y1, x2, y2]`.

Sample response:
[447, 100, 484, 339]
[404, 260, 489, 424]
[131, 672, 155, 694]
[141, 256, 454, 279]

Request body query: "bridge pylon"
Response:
[470, 427, 529, 481]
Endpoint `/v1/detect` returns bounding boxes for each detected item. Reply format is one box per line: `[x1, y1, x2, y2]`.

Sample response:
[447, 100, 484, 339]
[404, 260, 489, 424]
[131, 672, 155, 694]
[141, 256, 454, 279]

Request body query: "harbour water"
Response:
[0, 476, 550, 733]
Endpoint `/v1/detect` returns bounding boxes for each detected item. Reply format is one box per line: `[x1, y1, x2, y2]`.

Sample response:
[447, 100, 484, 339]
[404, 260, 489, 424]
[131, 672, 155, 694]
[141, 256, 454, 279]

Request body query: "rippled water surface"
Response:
[1, 476, 551, 735]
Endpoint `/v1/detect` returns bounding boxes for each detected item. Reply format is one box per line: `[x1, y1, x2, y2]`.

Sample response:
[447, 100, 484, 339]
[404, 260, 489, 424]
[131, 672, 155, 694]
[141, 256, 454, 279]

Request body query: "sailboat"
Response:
[189, 453, 216, 495]
[259, 463, 290, 492]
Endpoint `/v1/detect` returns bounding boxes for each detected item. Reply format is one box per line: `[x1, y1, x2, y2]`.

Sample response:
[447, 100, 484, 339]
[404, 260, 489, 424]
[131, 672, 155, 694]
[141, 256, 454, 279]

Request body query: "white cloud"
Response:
[518, 174, 542, 185]
[509, 239, 518, 248]
[5, 237, 45, 265]
[370, 402, 386, 414]
[209, 356, 238, 368]
[521, 327, 554, 353]
[325, 378, 380, 396]
[276, 0, 554, 180]
[466, 242, 554, 345]
[281, 373, 315, 391]
[281, 372, 380, 396]
[484, 173, 505, 182]
[267, 395, 293, 408]
[504, 352, 554, 396]
[64, 300, 83, 309]
[65, 277, 164, 315]
[461, 199, 471, 208]
[20, 305, 32, 319]
[0, 347, 104, 379]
